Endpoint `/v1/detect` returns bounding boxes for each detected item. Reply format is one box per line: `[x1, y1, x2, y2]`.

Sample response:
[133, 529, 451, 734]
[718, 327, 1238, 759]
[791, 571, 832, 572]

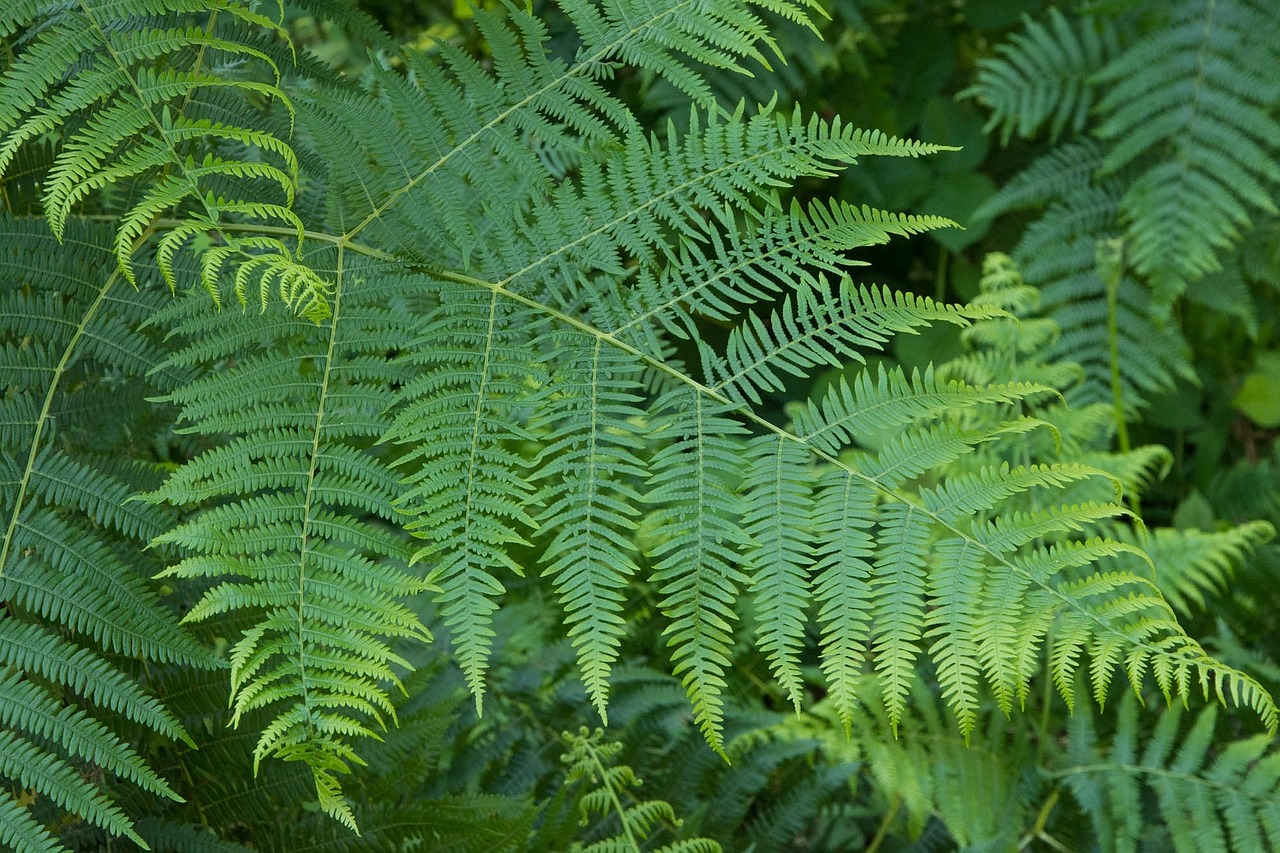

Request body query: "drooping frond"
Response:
[961, 8, 1122, 144]
[645, 390, 752, 754]
[1093, 0, 1280, 304]
[742, 434, 814, 711]
[0, 216, 213, 850]
[0, 0, 324, 317]
[1063, 694, 1280, 853]
[534, 336, 648, 722]
[381, 282, 543, 716]
[145, 258, 435, 831]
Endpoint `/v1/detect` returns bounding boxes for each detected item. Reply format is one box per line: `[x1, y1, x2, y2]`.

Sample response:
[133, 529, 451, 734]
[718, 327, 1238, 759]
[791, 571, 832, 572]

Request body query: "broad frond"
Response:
[147, 259, 434, 830]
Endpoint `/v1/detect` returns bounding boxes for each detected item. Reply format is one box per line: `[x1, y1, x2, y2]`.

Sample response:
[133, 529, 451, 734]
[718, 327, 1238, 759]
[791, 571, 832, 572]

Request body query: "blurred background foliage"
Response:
[65, 0, 1280, 849]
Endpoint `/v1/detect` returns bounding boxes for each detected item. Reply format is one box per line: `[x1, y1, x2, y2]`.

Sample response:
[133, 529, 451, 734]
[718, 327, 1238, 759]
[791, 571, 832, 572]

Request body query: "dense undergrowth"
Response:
[1, 0, 1279, 850]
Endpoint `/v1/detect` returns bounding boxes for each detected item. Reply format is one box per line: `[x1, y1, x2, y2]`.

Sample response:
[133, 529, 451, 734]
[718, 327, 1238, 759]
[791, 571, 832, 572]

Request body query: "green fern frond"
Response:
[561, 0, 821, 108]
[711, 278, 971, 406]
[383, 283, 542, 715]
[743, 434, 814, 711]
[562, 727, 722, 853]
[645, 391, 752, 755]
[534, 336, 648, 722]
[0, 216, 211, 850]
[1011, 182, 1194, 409]
[811, 472, 874, 734]
[147, 262, 435, 831]
[1063, 694, 1280, 853]
[0, 0, 321, 315]
[1093, 0, 1280, 304]
[961, 8, 1122, 144]
[1115, 521, 1276, 617]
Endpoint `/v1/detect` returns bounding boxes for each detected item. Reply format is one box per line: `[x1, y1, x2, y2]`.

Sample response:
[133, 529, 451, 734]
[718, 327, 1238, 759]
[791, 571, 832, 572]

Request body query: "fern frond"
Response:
[961, 8, 1121, 144]
[0, 216, 209, 850]
[495, 105, 952, 315]
[1012, 183, 1194, 409]
[561, 0, 821, 108]
[147, 261, 434, 830]
[535, 335, 648, 722]
[383, 283, 542, 713]
[1115, 521, 1276, 617]
[1063, 694, 1280, 853]
[869, 501, 932, 734]
[645, 390, 752, 754]
[0, 0, 312, 309]
[562, 726, 722, 853]
[791, 362, 1044, 456]
[743, 434, 814, 711]
[1093, 0, 1280, 304]
[811, 472, 874, 734]
[711, 279, 976, 406]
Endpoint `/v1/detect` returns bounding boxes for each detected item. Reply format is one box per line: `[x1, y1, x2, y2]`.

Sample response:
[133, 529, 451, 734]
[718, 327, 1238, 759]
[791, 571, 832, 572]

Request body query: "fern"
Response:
[144, 263, 436, 831]
[0, 0, 330, 316]
[1092, 0, 1280, 304]
[961, 8, 1122, 144]
[0, 216, 216, 850]
[561, 727, 721, 853]
[1, 0, 1277, 842]
[969, 0, 1280, 412]
[1062, 693, 1280, 853]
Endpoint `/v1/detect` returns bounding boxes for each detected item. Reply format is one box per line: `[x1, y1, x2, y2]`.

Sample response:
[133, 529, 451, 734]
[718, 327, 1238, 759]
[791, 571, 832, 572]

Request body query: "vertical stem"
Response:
[1099, 238, 1140, 514]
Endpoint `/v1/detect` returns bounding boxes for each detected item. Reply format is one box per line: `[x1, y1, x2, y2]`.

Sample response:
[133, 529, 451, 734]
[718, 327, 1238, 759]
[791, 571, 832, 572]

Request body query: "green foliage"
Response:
[1063, 694, 1280, 853]
[561, 727, 720, 853]
[967, 0, 1280, 410]
[0, 0, 1277, 850]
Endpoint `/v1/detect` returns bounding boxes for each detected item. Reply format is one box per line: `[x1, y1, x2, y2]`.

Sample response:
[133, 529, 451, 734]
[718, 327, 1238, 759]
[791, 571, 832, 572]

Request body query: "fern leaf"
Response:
[811, 472, 875, 734]
[1013, 183, 1194, 409]
[562, 0, 820, 107]
[1094, 0, 1280, 303]
[535, 335, 648, 721]
[961, 8, 1121, 144]
[869, 502, 931, 734]
[0, 0, 311, 312]
[384, 283, 542, 712]
[1116, 521, 1276, 617]
[645, 390, 751, 754]
[562, 726, 723, 853]
[742, 434, 814, 710]
[1064, 695, 1280, 853]
[792, 362, 1043, 457]
[0, 216, 207, 850]
[148, 261, 433, 829]
[712, 278, 972, 406]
